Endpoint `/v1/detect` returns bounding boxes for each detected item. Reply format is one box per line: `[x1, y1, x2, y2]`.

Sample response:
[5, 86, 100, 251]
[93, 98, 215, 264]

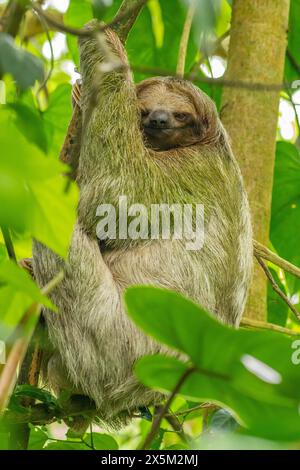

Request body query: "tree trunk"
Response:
[221, 0, 290, 321]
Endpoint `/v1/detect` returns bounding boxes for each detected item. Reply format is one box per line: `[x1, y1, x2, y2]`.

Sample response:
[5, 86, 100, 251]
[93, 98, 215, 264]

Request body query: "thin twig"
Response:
[166, 403, 214, 418]
[241, 318, 300, 336]
[255, 254, 300, 323]
[33, 8, 54, 102]
[31, 0, 148, 39]
[253, 240, 300, 280]
[140, 367, 196, 450]
[176, 0, 196, 77]
[154, 405, 189, 443]
[132, 65, 291, 91]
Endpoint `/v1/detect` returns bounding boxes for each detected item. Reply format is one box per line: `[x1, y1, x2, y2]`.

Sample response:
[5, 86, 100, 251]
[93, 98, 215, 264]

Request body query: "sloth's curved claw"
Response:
[72, 79, 82, 109]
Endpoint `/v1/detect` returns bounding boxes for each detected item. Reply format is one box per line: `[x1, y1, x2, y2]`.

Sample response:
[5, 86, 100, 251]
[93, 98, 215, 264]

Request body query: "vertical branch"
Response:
[221, 0, 290, 321]
[176, 0, 196, 77]
[140, 368, 196, 450]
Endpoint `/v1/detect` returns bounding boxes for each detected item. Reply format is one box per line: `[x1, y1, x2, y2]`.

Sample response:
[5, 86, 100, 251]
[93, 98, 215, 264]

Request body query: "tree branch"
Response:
[255, 254, 300, 323]
[112, 0, 148, 43]
[31, 0, 148, 41]
[253, 240, 300, 280]
[176, 0, 196, 77]
[140, 367, 196, 450]
[241, 318, 300, 336]
[132, 65, 292, 91]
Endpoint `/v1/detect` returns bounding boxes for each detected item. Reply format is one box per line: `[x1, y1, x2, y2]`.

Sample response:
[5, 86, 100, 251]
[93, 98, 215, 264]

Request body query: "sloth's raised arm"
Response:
[77, 21, 146, 182]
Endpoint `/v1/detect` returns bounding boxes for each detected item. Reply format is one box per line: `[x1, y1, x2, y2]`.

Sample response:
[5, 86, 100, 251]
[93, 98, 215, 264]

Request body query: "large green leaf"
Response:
[271, 142, 300, 294]
[0, 108, 78, 257]
[125, 286, 300, 441]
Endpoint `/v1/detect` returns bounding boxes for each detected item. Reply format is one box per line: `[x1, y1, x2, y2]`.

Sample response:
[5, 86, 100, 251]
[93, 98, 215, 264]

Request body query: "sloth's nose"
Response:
[149, 110, 170, 128]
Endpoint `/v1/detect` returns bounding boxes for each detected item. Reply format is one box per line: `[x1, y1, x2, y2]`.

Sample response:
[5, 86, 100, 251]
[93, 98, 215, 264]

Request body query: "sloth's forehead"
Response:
[138, 83, 196, 114]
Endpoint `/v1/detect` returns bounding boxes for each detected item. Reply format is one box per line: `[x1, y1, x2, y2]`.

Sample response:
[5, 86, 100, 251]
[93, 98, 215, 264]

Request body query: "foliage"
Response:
[0, 0, 299, 452]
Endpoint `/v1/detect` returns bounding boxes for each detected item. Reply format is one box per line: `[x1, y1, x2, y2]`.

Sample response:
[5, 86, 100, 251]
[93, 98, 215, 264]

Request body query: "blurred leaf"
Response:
[126, 286, 300, 441]
[187, 0, 221, 36]
[0, 33, 44, 91]
[196, 432, 285, 450]
[92, 0, 114, 18]
[0, 107, 78, 257]
[271, 142, 300, 294]
[209, 409, 239, 433]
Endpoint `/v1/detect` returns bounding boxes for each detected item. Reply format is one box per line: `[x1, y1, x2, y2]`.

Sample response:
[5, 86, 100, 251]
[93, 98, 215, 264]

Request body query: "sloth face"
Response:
[137, 80, 203, 151]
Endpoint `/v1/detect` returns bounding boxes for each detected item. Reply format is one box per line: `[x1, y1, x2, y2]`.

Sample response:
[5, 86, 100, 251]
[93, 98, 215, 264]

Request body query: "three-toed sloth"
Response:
[33, 21, 253, 427]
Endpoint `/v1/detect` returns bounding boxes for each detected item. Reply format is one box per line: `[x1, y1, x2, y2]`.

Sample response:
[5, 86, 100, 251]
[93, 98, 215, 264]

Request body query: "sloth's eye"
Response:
[174, 112, 188, 121]
[141, 109, 150, 117]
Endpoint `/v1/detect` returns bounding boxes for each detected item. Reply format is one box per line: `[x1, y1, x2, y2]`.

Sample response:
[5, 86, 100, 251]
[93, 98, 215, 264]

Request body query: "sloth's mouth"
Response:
[143, 127, 176, 136]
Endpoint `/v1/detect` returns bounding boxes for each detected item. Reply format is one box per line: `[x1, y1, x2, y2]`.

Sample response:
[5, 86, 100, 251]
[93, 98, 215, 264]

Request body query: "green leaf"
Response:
[44, 441, 90, 450]
[8, 102, 48, 154]
[209, 409, 238, 433]
[30, 175, 78, 258]
[271, 142, 300, 294]
[0, 33, 44, 91]
[0, 107, 78, 257]
[149, 428, 164, 450]
[43, 84, 73, 158]
[125, 286, 300, 441]
[28, 427, 48, 450]
[86, 433, 119, 450]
